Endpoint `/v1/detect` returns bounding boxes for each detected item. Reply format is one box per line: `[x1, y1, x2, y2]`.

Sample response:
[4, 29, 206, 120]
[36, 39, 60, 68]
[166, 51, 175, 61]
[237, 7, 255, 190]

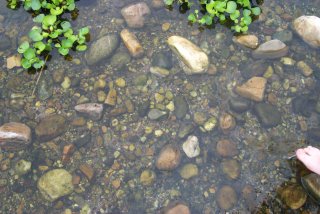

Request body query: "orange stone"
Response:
[79, 164, 94, 181]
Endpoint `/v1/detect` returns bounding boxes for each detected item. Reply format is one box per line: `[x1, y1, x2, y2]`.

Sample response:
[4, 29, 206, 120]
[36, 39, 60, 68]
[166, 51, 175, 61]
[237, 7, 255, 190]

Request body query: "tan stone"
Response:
[163, 203, 191, 214]
[7, 55, 21, 69]
[293, 16, 320, 48]
[105, 88, 117, 106]
[120, 29, 144, 58]
[121, 2, 150, 28]
[0, 122, 31, 150]
[235, 77, 267, 102]
[233, 35, 259, 49]
[79, 164, 94, 181]
[156, 144, 181, 170]
[219, 113, 236, 133]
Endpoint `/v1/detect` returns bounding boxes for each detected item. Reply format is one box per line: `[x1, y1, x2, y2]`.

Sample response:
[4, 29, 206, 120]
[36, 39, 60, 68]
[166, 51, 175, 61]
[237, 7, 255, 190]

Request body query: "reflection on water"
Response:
[0, 0, 320, 213]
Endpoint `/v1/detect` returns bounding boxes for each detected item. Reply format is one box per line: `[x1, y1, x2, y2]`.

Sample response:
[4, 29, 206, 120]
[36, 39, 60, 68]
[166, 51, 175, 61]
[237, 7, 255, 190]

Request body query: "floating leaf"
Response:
[58, 47, 69, 55]
[23, 48, 36, 60]
[76, 44, 87, 51]
[33, 14, 44, 23]
[251, 7, 261, 16]
[226, 1, 237, 14]
[61, 39, 74, 48]
[188, 13, 197, 22]
[21, 58, 32, 69]
[33, 60, 45, 69]
[67, 3, 75, 11]
[61, 21, 71, 31]
[243, 9, 251, 17]
[34, 41, 46, 52]
[18, 41, 30, 54]
[50, 7, 64, 15]
[31, 0, 41, 10]
[29, 27, 43, 42]
[79, 27, 89, 36]
[42, 15, 57, 26]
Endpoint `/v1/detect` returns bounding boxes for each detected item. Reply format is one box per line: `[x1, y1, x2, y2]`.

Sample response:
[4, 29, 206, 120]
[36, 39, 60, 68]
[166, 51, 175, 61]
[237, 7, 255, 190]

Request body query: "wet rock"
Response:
[162, 202, 191, 214]
[216, 139, 238, 157]
[178, 123, 194, 139]
[182, 135, 200, 158]
[52, 69, 64, 83]
[37, 169, 74, 202]
[297, 61, 313, 77]
[179, 163, 198, 179]
[301, 173, 320, 203]
[293, 16, 320, 48]
[150, 67, 170, 77]
[229, 97, 251, 113]
[216, 185, 237, 210]
[137, 100, 150, 117]
[273, 30, 293, 43]
[292, 95, 316, 117]
[307, 128, 320, 141]
[0, 122, 31, 150]
[156, 144, 181, 170]
[174, 96, 188, 119]
[110, 51, 131, 69]
[252, 39, 288, 59]
[120, 29, 144, 58]
[232, 35, 259, 49]
[280, 184, 307, 209]
[61, 76, 71, 89]
[148, 109, 167, 120]
[219, 113, 236, 133]
[193, 112, 207, 125]
[79, 164, 94, 181]
[222, 159, 241, 180]
[235, 77, 267, 102]
[253, 103, 282, 127]
[38, 78, 53, 101]
[151, 0, 165, 9]
[35, 115, 67, 142]
[15, 159, 32, 176]
[151, 52, 172, 69]
[85, 34, 119, 65]
[167, 36, 209, 74]
[239, 60, 269, 80]
[140, 170, 156, 186]
[0, 34, 11, 50]
[74, 103, 103, 121]
[121, 2, 151, 28]
[133, 74, 148, 86]
[7, 55, 21, 69]
[73, 133, 91, 149]
[105, 88, 117, 106]
[242, 185, 257, 210]
[203, 117, 217, 132]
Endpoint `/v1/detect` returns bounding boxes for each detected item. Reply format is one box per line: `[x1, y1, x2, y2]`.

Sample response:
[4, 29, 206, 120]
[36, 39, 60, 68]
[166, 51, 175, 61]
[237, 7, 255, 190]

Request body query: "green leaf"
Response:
[226, 1, 237, 14]
[243, 16, 252, 25]
[33, 60, 45, 69]
[42, 15, 57, 26]
[230, 10, 240, 20]
[58, 47, 69, 55]
[31, 0, 41, 10]
[67, 3, 75, 11]
[241, 26, 249, 32]
[215, 1, 226, 12]
[18, 41, 30, 54]
[76, 44, 87, 51]
[49, 31, 59, 38]
[188, 13, 196, 23]
[61, 39, 74, 48]
[33, 14, 44, 23]
[164, 0, 174, 5]
[23, 48, 36, 60]
[219, 14, 226, 21]
[79, 27, 89, 36]
[243, 9, 251, 17]
[206, 2, 215, 15]
[34, 41, 46, 52]
[61, 21, 71, 31]
[29, 27, 43, 42]
[50, 7, 64, 15]
[251, 7, 261, 16]
[21, 58, 32, 69]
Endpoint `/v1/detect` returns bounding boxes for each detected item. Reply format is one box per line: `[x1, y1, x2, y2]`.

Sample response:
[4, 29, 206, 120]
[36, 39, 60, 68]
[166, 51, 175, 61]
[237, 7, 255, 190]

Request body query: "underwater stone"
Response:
[182, 135, 200, 158]
[156, 144, 181, 170]
[121, 2, 151, 28]
[280, 184, 307, 209]
[174, 95, 189, 119]
[235, 77, 267, 102]
[74, 103, 104, 121]
[301, 173, 320, 203]
[216, 185, 237, 210]
[35, 114, 67, 142]
[252, 39, 288, 59]
[293, 16, 320, 48]
[253, 103, 282, 127]
[0, 122, 31, 150]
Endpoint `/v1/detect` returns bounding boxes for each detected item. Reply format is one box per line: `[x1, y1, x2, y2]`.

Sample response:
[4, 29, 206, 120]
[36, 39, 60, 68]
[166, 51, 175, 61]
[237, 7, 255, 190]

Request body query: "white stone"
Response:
[293, 16, 320, 48]
[167, 36, 209, 75]
[182, 135, 200, 158]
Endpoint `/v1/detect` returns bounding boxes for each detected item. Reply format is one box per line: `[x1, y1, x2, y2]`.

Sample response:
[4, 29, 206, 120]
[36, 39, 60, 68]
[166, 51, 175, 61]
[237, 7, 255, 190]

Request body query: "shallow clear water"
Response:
[0, 0, 320, 213]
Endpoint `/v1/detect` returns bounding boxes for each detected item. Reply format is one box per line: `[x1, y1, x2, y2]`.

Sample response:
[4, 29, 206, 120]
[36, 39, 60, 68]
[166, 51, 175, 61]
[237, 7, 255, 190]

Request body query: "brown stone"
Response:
[79, 164, 94, 181]
[217, 185, 237, 210]
[72, 175, 81, 185]
[35, 114, 67, 142]
[235, 77, 267, 102]
[156, 144, 181, 170]
[74, 103, 103, 121]
[163, 202, 191, 214]
[233, 35, 259, 49]
[280, 184, 307, 209]
[105, 88, 117, 106]
[120, 29, 144, 58]
[151, 0, 165, 9]
[71, 117, 86, 126]
[121, 2, 151, 28]
[221, 159, 241, 180]
[0, 122, 31, 150]
[62, 144, 74, 164]
[216, 139, 238, 157]
[219, 113, 236, 133]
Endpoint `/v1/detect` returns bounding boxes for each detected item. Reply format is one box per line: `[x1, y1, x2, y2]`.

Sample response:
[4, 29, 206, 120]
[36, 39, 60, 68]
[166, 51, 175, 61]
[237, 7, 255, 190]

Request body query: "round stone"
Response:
[140, 170, 156, 186]
[179, 163, 198, 179]
[216, 185, 237, 210]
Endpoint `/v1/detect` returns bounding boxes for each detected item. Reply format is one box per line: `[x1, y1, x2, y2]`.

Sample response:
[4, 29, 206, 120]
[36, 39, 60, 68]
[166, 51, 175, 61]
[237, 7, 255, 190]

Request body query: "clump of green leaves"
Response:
[165, 0, 261, 33]
[7, 0, 90, 69]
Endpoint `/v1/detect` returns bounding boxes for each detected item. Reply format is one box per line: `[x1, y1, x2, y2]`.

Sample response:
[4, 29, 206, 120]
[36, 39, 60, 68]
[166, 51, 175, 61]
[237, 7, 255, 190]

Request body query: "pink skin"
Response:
[296, 146, 320, 176]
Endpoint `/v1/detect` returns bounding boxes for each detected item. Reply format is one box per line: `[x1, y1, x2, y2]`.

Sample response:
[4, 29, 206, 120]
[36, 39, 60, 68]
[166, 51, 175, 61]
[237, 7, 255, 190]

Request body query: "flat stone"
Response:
[252, 39, 288, 59]
[235, 77, 267, 102]
[121, 2, 151, 28]
[229, 97, 251, 113]
[293, 16, 320, 48]
[182, 135, 200, 158]
[148, 109, 167, 120]
[253, 103, 282, 127]
[233, 35, 259, 49]
[216, 139, 238, 157]
[35, 115, 67, 142]
[85, 34, 119, 65]
[174, 96, 189, 119]
[179, 163, 198, 179]
[222, 159, 241, 180]
[280, 184, 307, 210]
[217, 185, 237, 210]
[120, 29, 144, 58]
[163, 202, 191, 214]
[167, 36, 209, 74]
[74, 103, 103, 121]
[301, 173, 320, 203]
[0, 122, 31, 150]
[37, 169, 74, 202]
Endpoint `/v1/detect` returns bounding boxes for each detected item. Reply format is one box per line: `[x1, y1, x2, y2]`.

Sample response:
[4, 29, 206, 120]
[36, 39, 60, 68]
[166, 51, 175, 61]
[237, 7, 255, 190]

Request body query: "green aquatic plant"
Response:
[164, 0, 261, 32]
[7, 0, 90, 69]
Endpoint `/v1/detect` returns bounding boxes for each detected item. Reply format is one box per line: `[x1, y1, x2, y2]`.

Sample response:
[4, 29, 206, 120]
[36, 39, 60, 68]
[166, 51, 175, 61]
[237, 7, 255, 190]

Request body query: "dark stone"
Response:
[151, 52, 172, 69]
[239, 60, 269, 80]
[292, 95, 317, 117]
[38, 78, 53, 101]
[301, 173, 320, 203]
[178, 123, 195, 139]
[0, 34, 11, 50]
[253, 103, 282, 127]
[307, 128, 320, 141]
[229, 97, 251, 113]
[110, 51, 131, 70]
[35, 115, 67, 142]
[73, 133, 91, 149]
[272, 30, 293, 43]
[174, 96, 189, 120]
[137, 100, 150, 117]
